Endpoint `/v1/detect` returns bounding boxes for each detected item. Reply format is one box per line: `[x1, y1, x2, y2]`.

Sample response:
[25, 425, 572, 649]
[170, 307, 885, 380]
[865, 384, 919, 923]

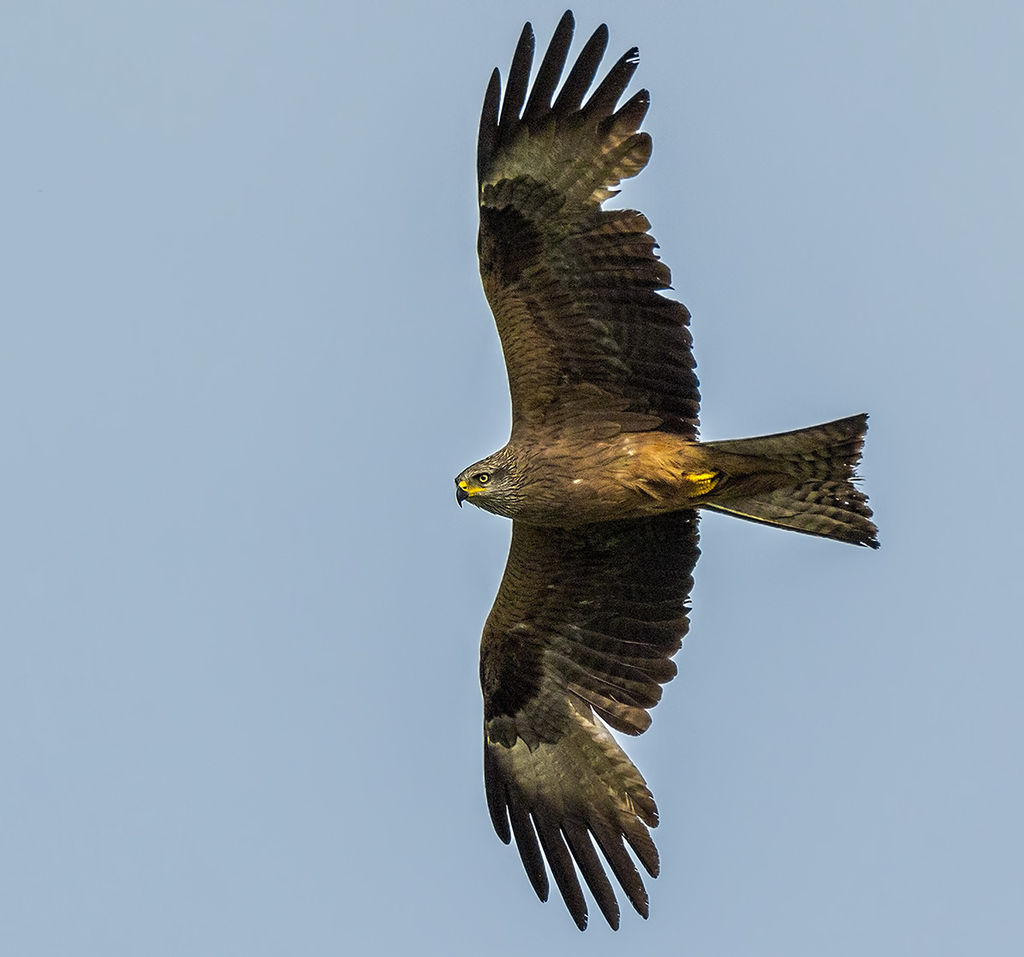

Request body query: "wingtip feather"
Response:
[477, 68, 502, 184]
[498, 21, 535, 138]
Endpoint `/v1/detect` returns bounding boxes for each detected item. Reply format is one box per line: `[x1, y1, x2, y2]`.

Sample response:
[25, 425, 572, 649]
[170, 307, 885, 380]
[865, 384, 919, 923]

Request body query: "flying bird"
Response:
[457, 10, 878, 930]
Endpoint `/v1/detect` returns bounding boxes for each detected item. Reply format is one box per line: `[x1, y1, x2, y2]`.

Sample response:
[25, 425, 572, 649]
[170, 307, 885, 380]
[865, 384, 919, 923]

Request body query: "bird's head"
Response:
[455, 451, 520, 517]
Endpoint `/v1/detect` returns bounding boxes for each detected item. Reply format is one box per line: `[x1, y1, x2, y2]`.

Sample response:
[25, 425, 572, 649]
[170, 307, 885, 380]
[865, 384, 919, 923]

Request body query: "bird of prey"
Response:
[456, 10, 877, 931]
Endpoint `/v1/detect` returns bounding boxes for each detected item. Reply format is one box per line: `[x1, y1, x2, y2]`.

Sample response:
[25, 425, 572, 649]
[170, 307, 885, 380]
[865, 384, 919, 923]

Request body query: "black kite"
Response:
[455, 11, 877, 930]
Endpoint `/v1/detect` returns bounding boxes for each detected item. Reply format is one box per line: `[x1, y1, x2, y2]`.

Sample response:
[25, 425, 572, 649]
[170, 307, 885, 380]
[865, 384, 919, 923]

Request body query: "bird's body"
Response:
[456, 11, 878, 931]
[459, 415, 874, 539]
[461, 429, 717, 524]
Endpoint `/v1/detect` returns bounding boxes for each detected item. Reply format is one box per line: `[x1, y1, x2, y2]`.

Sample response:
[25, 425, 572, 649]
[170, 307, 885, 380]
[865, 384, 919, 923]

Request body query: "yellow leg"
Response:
[683, 471, 720, 497]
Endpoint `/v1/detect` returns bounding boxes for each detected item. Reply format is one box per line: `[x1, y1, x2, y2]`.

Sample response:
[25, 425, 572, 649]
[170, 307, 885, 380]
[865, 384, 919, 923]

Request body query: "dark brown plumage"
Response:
[456, 11, 877, 930]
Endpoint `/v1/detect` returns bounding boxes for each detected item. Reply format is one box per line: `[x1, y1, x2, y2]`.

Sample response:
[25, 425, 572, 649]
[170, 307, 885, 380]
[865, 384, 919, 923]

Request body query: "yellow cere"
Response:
[459, 480, 486, 497]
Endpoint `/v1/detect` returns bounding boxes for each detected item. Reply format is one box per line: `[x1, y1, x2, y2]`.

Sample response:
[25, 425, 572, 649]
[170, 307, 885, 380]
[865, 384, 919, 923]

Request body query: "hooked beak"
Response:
[456, 481, 469, 507]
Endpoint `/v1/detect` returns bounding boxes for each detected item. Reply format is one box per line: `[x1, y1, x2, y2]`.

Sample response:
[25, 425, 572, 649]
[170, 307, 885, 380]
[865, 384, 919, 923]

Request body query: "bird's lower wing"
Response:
[479, 512, 699, 929]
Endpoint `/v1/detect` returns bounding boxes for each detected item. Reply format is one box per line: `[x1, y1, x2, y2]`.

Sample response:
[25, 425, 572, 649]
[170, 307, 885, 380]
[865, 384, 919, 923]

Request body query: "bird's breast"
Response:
[512, 431, 713, 526]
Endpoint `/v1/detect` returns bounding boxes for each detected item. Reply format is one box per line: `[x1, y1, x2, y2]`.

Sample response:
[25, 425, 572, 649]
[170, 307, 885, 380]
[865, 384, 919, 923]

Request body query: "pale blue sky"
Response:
[2, 2, 1022, 954]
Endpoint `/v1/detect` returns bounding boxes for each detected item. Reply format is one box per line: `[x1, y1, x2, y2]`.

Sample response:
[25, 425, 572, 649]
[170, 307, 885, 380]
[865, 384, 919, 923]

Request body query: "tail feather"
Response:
[702, 413, 878, 548]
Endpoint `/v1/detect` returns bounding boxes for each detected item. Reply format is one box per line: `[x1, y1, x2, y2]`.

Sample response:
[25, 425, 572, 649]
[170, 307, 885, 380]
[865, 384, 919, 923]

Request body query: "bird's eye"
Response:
[475, 472, 491, 485]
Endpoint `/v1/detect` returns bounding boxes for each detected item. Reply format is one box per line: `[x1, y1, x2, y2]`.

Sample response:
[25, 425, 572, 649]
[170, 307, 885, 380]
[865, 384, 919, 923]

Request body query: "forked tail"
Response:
[702, 413, 879, 548]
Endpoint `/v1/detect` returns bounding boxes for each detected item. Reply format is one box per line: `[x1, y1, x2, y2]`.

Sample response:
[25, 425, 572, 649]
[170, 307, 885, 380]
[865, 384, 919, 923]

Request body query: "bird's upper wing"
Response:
[477, 11, 700, 440]
[481, 510, 700, 929]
